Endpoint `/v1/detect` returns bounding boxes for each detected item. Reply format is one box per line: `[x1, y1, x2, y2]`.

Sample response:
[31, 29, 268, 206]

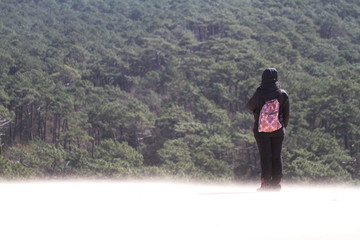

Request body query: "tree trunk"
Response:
[44, 108, 48, 142]
[53, 115, 57, 143]
[18, 106, 23, 141]
[29, 104, 34, 140]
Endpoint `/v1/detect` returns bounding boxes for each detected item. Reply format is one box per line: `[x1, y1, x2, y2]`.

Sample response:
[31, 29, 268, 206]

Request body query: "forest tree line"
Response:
[0, 0, 359, 182]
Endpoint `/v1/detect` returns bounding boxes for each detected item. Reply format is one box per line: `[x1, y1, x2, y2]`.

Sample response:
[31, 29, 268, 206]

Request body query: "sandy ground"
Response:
[0, 180, 359, 240]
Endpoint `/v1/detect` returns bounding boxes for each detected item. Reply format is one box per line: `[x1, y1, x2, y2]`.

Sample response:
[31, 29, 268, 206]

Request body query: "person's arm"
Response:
[283, 96, 290, 128]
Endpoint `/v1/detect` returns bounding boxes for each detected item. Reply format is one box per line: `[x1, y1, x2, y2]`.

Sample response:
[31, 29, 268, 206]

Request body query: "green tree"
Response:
[86, 139, 144, 178]
[157, 138, 198, 177]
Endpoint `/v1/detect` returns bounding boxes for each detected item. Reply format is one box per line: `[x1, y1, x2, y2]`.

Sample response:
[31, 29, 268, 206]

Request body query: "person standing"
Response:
[246, 68, 290, 191]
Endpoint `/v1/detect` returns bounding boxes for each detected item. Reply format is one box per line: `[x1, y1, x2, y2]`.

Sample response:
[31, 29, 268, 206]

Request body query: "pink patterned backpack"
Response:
[258, 98, 282, 132]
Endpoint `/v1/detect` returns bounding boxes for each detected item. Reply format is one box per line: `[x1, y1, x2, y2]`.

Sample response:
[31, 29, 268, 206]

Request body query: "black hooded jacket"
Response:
[246, 68, 290, 130]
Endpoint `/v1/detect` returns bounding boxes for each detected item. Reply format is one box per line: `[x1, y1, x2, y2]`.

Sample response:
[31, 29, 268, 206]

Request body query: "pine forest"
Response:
[0, 0, 359, 182]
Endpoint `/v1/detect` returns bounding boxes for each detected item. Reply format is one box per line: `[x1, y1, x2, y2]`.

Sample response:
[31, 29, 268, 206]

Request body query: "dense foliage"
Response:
[0, 0, 359, 182]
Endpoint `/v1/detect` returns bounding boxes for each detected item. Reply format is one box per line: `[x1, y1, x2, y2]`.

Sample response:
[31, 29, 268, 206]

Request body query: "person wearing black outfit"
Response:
[246, 68, 290, 191]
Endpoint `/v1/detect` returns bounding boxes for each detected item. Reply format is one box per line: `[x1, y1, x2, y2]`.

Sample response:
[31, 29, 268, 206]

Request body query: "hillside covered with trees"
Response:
[0, 0, 359, 182]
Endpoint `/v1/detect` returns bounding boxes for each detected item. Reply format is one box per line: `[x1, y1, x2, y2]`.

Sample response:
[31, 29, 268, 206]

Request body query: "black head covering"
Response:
[262, 68, 278, 84]
[260, 68, 280, 90]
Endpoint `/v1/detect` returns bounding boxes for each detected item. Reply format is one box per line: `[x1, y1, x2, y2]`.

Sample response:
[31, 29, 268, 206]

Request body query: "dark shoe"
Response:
[269, 179, 282, 191]
[270, 183, 281, 191]
[256, 183, 270, 192]
[256, 183, 281, 192]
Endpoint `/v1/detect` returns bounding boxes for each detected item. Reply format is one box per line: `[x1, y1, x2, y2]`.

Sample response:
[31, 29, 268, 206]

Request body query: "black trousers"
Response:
[254, 128, 285, 185]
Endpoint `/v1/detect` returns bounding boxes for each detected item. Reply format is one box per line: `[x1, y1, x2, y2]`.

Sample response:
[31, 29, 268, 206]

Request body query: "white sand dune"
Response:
[0, 181, 359, 240]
